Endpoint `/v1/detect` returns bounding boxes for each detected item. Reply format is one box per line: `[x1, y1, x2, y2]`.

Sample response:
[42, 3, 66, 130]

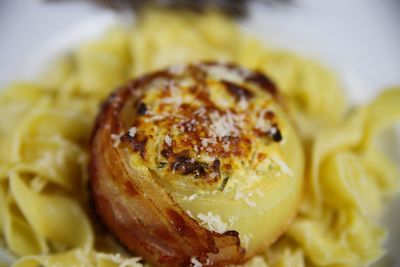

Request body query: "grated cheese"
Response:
[271, 155, 294, 177]
[164, 135, 172, 146]
[197, 212, 227, 234]
[238, 96, 248, 109]
[244, 198, 256, 207]
[210, 172, 219, 178]
[190, 257, 203, 267]
[161, 96, 183, 105]
[193, 106, 206, 117]
[111, 133, 124, 148]
[235, 188, 257, 207]
[241, 234, 253, 249]
[172, 162, 179, 174]
[168, 63, 186, 75]
[234, 188, 245, 201]
[144, 114, 166, 122]
[202, 64, 244, 84]
[256, 189, 265, 197]
[255, 109, 273, 133]
[128, 127, 137, 138]
[183, 194, 198, 201]
[223, 141, 230, 151]
[209, 111, 239, 139]
[120, 258, 143, 267]
[228, 216, 238, 226]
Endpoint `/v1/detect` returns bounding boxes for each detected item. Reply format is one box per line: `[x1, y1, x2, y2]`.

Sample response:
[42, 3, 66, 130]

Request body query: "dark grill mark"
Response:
[245, 71, 277, 96]
[222, 80, 253, 100]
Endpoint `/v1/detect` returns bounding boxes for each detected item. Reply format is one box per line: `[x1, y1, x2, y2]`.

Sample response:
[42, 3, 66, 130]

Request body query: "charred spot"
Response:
[187, 64, 208, 82]
[122, 134, 147, 158]
[219, 176, 230, 191]
[137, 259, 146, 265]
[209, 159, 221, 181]
[161, 147, 173, 159]
[271, 126, 283, 142]
[137, 102, 147, 115]
[224, 164, 232, 171]
[179, 103, 192, 112]
[212, 158, 221, 170]
[252, 128, 265, 137]
[157, 162, 167, 169]
[245, 71, 277, 96]
[223, 230, 245, 251]
[173, 156, 207, 177]
[223, 230, 240, 237]
[254, 124, 282, 143]
[161, 148, 222, 180]
[264, 110, 276, 121]
[222, 80, 253, 100]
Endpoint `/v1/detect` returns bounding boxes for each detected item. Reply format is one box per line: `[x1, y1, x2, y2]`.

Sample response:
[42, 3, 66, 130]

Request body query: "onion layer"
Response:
[90, 62, 304, 266]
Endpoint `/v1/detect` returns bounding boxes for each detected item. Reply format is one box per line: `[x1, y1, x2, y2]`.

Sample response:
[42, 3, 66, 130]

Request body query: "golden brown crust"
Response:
[90, 62, 290, 266]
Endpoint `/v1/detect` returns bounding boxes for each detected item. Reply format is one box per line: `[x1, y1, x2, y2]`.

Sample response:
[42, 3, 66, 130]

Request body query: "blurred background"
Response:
[1, 0, 400, 103]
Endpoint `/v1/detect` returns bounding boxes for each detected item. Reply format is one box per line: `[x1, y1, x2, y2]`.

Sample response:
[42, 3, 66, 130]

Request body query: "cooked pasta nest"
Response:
[0, 8, 399, 267]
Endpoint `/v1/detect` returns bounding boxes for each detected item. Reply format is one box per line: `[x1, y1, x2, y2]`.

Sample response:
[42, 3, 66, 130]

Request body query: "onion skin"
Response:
[90, 70, 246, 266]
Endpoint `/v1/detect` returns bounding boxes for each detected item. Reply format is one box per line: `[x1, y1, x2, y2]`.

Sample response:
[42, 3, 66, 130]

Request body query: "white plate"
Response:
[0, 1, 399, 266]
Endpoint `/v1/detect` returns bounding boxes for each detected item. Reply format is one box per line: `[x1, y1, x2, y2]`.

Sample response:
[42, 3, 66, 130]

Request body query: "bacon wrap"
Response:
[89, 65, 258, 266]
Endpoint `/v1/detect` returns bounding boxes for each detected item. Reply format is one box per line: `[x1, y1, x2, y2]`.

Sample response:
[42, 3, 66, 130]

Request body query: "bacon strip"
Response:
[90, 67, 246, 266]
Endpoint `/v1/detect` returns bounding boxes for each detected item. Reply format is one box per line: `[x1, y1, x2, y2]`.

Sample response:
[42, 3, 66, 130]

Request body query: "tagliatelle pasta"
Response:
[0, 8, 399, 267]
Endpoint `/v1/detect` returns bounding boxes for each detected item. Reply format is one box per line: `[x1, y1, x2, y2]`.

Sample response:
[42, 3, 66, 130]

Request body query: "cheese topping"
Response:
[197, 212, 228, 234]
[117, 62, 291, 193]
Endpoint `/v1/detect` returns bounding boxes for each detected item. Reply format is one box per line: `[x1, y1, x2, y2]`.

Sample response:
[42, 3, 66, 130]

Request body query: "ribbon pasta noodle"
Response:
[0, 9, 398, 267]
